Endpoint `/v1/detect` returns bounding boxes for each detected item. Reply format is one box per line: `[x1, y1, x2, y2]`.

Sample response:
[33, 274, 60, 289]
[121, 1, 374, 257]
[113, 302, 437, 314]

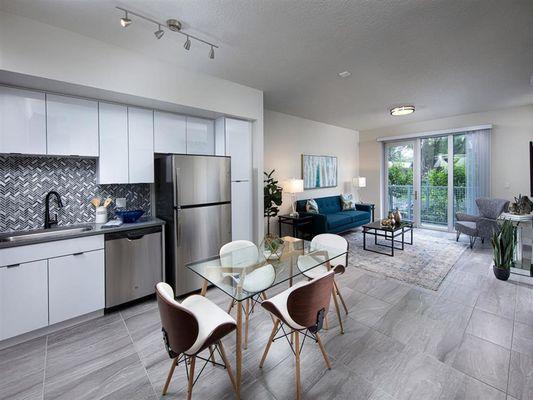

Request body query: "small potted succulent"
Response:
[491, 219, 516, 281]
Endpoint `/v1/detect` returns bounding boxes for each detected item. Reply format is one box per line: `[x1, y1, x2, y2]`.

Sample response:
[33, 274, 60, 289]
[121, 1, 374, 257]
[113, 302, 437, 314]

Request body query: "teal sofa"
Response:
[295, 195, 372, 236]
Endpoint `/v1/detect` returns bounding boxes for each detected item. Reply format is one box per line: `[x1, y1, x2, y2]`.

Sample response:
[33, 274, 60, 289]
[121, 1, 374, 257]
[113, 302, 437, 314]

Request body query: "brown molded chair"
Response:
[156, 282, 237, 399]
[259, 271, 335, 400]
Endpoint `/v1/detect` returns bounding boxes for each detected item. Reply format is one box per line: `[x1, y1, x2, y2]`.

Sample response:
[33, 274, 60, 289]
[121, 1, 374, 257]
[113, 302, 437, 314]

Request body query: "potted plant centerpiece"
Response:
[491, 219, 516, 281]
[263, 170, 284, 260]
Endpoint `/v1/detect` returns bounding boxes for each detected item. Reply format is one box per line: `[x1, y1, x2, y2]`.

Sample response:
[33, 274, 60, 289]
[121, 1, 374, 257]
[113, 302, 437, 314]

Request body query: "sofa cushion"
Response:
[306, 199, 319, 213]
[325, 213, 353, 229]
[315, 196, 342, 214]
[340, 193, 356, 211]
[341, 210, 370, 223]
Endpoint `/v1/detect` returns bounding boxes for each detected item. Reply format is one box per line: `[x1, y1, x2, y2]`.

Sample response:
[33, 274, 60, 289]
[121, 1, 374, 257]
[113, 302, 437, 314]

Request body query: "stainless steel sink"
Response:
[0, 226, 93, 243]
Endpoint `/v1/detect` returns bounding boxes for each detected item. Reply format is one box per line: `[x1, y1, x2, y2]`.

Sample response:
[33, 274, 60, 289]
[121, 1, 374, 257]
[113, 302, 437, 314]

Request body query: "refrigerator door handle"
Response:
[173, 164, 181, 209]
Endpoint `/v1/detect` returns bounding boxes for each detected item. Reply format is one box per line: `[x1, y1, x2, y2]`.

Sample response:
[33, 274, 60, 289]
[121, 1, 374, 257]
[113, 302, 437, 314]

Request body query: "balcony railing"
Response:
[387, 185, 467, 225]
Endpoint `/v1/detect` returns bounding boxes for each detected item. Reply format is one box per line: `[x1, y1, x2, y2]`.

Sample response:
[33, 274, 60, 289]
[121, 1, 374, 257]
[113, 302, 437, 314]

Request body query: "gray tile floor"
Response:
[2, 231, 533, 400]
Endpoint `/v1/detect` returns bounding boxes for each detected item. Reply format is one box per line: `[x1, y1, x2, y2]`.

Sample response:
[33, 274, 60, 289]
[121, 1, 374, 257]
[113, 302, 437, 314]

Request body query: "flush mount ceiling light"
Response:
[154, 24, 164, 39]
[120, 10, 132, 27]
[116, 7, 219, 59]
[390, 105, 415, 116]
[338, 71, 351, 78]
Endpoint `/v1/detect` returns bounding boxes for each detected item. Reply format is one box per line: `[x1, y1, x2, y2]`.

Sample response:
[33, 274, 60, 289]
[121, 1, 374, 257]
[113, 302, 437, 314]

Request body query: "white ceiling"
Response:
[1, 0, 533, 131]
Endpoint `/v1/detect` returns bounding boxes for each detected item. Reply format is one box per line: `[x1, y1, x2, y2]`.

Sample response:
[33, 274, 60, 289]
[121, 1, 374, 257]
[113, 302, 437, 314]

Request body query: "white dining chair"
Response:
[220, 240, 275, 348]
[156, 282, 237, 399]
[296, 233, 349, 334]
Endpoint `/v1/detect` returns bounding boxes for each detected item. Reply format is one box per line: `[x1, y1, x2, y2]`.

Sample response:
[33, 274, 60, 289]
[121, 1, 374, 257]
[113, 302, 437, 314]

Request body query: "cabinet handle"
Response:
[73, 252, 84, 256]
[6, 264, 20, 268]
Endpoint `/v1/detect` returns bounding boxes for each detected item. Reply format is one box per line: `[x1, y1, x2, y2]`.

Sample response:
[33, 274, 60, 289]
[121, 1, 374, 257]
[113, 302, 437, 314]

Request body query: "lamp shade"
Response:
[353, 177, 367, 188]
[283, 178, 304, 194]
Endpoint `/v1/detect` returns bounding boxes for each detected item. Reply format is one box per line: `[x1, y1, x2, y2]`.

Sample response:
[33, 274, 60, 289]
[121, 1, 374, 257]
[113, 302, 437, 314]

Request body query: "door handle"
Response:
[414, 191, 418, 200]
[126, 234, 145, 241]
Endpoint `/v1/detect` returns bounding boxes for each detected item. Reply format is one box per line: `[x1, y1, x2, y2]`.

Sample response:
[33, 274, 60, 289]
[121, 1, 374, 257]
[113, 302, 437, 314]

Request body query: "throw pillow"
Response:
[306, 199, 319, 213]
[340, 193, 356, 211]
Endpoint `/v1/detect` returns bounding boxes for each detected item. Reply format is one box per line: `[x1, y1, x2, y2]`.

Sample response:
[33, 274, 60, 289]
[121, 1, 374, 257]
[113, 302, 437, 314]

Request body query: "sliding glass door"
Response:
[385, 141, 418, 224]
[384, 129, 490, 231]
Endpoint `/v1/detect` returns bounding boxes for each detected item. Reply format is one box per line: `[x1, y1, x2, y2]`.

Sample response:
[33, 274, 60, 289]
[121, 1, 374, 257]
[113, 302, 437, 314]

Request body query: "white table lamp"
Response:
[283, 178, 304, 217]
[353, 177, 367, 203]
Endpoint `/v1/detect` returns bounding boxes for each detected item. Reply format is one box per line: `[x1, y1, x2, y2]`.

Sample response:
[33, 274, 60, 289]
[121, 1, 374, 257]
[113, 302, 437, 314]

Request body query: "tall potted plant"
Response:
[491, 219, 516, 281]
[264, 170, 283, 235]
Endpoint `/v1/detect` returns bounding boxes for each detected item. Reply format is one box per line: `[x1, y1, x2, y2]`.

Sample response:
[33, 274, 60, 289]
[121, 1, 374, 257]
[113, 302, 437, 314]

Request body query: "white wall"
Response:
[264, 110, 359, 225]
[0, 10, 265, 240]
[359, 104, 533, 218]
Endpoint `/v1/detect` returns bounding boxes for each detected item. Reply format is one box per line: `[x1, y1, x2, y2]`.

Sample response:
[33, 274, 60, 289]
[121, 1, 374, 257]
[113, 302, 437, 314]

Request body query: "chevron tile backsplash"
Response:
[0, 156, 151, 232]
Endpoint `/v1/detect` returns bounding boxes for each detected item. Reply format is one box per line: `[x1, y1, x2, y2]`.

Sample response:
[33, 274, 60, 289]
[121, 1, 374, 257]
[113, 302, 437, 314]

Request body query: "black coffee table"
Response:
[362, 220, 414, 257]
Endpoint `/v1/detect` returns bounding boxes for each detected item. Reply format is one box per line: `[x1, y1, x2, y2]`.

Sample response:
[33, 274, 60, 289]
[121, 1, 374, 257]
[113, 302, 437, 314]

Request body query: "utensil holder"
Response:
[95, 206, 108, 224]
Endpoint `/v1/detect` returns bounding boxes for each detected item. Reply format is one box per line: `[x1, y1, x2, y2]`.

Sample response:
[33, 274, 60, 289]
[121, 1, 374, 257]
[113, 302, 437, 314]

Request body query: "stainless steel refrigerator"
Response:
[155, 155, 232, 296]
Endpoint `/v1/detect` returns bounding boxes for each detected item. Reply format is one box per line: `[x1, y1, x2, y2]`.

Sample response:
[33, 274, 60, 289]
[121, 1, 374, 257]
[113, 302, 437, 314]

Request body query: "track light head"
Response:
[154, 25, 164, 39]
[184, 36, 191, 50]
[209, 46, 215, 59]
[120, 11, 132, 27]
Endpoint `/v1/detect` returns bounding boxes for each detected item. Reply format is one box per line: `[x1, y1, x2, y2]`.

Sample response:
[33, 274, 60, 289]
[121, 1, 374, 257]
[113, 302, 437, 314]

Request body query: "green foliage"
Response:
[388, 164, 413, 185]
[453, 163, 465, 186]
[491, 220, 516, 270]
[264, 170, 283, 234]
[425, 167, 448, 186]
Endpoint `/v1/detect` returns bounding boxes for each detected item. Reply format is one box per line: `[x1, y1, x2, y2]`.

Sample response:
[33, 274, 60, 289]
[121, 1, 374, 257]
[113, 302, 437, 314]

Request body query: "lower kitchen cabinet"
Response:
[0, 260, 48, 340]
[48, 250, 105, 325]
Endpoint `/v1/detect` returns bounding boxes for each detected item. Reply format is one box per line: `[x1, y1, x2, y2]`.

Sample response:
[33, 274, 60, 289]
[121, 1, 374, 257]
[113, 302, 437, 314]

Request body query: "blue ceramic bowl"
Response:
[115, 209, 145, 223]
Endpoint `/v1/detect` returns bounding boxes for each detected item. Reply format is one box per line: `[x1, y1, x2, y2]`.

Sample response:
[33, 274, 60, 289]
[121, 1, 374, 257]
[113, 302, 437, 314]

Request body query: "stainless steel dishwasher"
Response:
[105, 225, 163, 309]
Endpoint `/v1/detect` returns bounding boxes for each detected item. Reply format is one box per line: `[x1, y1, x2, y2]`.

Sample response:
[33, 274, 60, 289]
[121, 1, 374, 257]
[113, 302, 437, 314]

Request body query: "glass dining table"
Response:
[187, 236, 348, 399]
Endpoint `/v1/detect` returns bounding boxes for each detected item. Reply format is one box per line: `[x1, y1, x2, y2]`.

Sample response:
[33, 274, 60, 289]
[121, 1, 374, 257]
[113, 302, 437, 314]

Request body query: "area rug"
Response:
[342, 229, 469, 290]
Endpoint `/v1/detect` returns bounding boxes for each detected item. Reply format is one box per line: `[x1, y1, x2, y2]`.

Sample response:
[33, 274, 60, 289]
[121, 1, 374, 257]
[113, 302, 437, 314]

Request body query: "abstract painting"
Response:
[302, 154, 338, 189]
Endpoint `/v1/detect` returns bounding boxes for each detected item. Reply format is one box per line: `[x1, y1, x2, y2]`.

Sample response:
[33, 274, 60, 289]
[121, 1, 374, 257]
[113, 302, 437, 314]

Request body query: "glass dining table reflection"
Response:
[187, 236, 347, 399]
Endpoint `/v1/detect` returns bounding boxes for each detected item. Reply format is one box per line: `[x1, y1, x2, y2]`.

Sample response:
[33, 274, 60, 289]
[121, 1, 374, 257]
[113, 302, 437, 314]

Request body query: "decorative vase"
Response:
[393, 208, 402, 225]
[493, 265, 510, 281]
[261, 234, 285, 260]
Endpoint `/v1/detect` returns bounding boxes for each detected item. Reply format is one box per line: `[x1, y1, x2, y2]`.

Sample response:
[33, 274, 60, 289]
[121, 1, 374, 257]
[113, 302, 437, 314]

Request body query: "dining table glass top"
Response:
[187, 236, 347, 301]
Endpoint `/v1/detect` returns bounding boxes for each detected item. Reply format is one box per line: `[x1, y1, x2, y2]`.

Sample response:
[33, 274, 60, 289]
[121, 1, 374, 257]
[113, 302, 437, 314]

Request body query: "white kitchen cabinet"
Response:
[231, 181, 253, 241]
[98, 103, 129, 184]
[48, 250, 105, 325]
[128, 107, 154, 183]
[0, 86, 46, 155]
[0, 260, 48, 340]
[225, 118, 252, 181]
[186, 117, 215, 155]
[46, 94, 99, 157]
[214, 117, 226, 156]
[154, 111, 186, 154]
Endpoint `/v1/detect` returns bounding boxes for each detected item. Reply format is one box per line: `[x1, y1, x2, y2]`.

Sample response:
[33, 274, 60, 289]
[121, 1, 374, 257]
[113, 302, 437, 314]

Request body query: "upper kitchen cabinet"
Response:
[0, 86, 46, 155]
[186, 117, 215, 155]
[225, 118, 252, 181]
[46, 94, 98, 157]
[128, 107, 154, 183]
[154, 111, 186, 154]
[98, 103, 129, 184]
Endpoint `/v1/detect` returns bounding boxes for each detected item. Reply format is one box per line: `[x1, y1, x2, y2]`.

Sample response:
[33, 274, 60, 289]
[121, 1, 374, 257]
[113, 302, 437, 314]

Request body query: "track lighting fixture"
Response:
[184, 35, 191, 50]
[154, 24, 164, 39]
[120, 11, 132, 27]
[115, 6, 219, 58]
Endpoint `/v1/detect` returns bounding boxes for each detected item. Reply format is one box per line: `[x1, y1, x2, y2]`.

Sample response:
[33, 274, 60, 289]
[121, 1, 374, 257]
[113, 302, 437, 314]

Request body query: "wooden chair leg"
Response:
[334, 281, 349, 315]
[315, 332, 332, 370]
[324, 314, 329, 330]
[259, 319, 279, 368]
[162, 357, 178, 395]
[331, 288, 344, 334]
[227, 299, 235, 314]
[208, 345, 216, 366]
[295, 331, 301, 400]
[187, 356, 196, 400]
[218, 340, 237, 394]
[244, 298, 250, 349]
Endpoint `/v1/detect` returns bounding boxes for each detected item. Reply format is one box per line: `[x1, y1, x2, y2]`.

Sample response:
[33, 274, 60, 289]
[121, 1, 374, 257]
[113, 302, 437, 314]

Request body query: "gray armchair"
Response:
[455, 198, 509, 248]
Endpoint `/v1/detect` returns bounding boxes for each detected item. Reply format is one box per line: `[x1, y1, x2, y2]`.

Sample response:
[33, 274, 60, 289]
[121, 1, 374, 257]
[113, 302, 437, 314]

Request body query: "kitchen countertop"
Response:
[0, 217, 165, 249]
